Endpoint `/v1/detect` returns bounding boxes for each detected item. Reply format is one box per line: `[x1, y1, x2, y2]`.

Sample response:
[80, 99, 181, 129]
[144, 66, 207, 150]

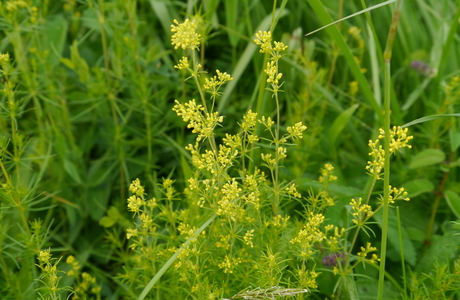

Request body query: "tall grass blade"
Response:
[307, 0, 382, 123]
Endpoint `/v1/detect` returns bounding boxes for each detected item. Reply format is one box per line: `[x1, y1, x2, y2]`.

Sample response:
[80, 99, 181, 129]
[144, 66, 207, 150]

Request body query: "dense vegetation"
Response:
[0, 0, 459, 299]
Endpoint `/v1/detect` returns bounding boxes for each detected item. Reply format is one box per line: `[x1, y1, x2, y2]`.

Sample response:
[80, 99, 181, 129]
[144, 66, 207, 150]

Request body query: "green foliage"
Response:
[0, 0, 459, 299]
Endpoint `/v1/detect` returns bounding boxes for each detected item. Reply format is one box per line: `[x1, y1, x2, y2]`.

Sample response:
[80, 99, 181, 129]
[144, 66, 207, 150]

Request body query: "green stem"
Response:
[425, 161, 450, 247]
[378, 1, 402, 299]
[274, 91, 280, 215]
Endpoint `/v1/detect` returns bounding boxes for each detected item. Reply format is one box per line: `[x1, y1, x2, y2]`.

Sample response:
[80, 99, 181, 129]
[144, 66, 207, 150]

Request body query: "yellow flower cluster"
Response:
[173, 99, 224, 142]
[254, 31, 288, 94]
[38, 249, 52, 264]
[163, 178, 176, 201]
[269, 214, 291, 229]
[318, 163, 338, 183]
[216, 178, 243, 221]
[287, 122, 307, 140]
[204, 70, 234, 100]
[285, 182, 301, 198]
[66, 255, 80, 276]
[218, 254, 242, 274]
[366, 126, 413, 179]
[261, 153, 276, 170]
[290, 212, 326, 260]
[174, 56, 189, 70]
[357, 242, 380, 264]
[296, 265, 320, 289]
[178, 222, 199, 242]
[170, 18, 201, 50]
[325, 226, 345, 252]
[129, 178, 144, 196]
[5, 0, 27, 11]
[243, 230, 255, 248]
[350, 197, 373, 226]
[240, 109, 258, 132]
[383, 126, 413, 153]
[0, 53, 10, 65]
[385, 185, 410, 204]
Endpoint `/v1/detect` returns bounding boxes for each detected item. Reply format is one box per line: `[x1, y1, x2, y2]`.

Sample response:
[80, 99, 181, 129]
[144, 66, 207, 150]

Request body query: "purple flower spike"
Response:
[322, 252, 346, 267]
[410, 60, 437, 77]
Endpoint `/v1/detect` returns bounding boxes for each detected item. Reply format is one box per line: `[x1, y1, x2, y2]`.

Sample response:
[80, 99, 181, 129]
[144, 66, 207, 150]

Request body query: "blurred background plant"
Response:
[0, 0, 459, 299]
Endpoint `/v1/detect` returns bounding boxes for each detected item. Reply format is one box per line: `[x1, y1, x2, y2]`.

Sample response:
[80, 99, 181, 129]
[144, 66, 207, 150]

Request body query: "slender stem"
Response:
[425, 157, 450, 246]
[396, 207, 408, 299]
[273, 91, 280, 215]
[377, 1, 402, 299]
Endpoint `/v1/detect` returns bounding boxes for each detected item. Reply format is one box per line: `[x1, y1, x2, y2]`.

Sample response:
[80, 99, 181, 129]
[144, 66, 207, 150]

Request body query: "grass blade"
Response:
[138, 214, 216, 300]
[307, 0, 382, 124]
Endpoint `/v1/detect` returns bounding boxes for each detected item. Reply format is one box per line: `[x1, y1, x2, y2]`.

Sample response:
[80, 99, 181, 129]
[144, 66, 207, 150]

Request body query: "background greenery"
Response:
[0, 0, 459, 299]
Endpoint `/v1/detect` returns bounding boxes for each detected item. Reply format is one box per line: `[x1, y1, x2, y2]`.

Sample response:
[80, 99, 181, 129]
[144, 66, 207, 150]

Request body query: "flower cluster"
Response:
[357, 242, 380, 264]
[36, 249, 71, 296]
[174, 56, 189, 70]
[366, 126, 413, 179]
[254, 31, 288, 94]
[350, 197, 373, 226]
[0, 53, 10, 65]
[173, 99, 224, 142]
[287, 122, 307, 140]
[318, 163, 338, 183]
[382, 185, 410, 204]
[290, 212, 326, 260]
[170, 18, 201, 50]
[216, 178, 243, 221]
[218, 254, 242, 274]
[204, 70, 234, 100]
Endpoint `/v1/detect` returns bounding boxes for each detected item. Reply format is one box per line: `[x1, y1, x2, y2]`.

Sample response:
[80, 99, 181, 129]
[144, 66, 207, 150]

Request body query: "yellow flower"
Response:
[38, 249, 51, 264]
[174, 56, 189, 70]
[0, 53, 10, 65]
[287, 122, 307, 140]
[170, 19, 201, 50]
[254, 31, 272, 53]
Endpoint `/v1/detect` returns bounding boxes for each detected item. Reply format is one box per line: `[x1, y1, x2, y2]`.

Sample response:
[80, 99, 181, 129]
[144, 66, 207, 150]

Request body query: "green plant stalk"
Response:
[396, 207, 407, 299]
[378, 1, 402, 299]
[274, 90, 280, 215]
[425, 161, 450, 246]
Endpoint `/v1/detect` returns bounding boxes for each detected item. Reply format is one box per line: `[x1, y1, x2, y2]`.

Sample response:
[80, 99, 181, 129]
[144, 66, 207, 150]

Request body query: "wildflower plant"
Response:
[0, 0, 456, 299]
[115, 14, 418, 300]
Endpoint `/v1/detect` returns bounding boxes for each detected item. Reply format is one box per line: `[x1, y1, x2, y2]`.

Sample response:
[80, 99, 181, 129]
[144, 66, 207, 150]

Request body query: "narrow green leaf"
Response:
[449, 130, 460, 152]
[63, 159, 82, 184]
[402, 114, 460, 128]
[225, 1, 240, 47]
[305, 0, 396, 37]
[149, 0, 174, 38]
[403, 179, 434, 198]
[445, 190, 460, 219]
[307, 0, 381, 123]
[409, 148, 445, 169]
[328, 103, 359, 146]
